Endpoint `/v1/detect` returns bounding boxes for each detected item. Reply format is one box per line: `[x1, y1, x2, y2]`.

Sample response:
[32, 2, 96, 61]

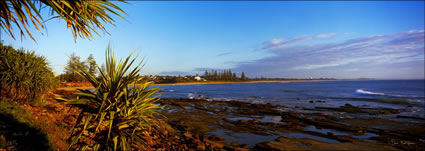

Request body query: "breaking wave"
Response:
[355, 89, 385, 96]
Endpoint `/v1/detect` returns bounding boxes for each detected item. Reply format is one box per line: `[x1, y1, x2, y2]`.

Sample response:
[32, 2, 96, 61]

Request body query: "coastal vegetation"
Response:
[0, 46, 423, 151]
[1, 1, 423, 151]
[57, 47, 161, 150]
[204, 69, 244, 81]
[0, 43, 57, 102]
[151, 70, 247, 84]
[0, 0, 126, 41]
[57, 53, 98, 82]
[0, 43, 67, 150]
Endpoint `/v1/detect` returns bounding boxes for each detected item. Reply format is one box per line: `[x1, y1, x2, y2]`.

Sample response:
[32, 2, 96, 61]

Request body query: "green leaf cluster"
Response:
[58, 45, 161, 151]
[0, 43, 57, 101]
[0, 0, 126, 42]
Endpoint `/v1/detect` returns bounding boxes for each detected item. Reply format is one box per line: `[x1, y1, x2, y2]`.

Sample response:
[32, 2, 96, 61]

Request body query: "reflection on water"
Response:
[284, 132, 341, 144]
[305, 125, 378, 141]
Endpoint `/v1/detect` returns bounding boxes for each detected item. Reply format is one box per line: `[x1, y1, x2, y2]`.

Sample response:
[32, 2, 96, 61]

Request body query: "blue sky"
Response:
[2, 1, 424, 79]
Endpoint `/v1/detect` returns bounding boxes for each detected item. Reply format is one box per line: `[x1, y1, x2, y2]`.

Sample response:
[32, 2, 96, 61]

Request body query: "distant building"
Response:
[194, 76, 202, 81]
[194, 76, 206, 81]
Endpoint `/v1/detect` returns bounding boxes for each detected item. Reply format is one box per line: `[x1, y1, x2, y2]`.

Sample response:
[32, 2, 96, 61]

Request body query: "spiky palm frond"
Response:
[57, 45, 161, 151]
[0, 0, 126, 42]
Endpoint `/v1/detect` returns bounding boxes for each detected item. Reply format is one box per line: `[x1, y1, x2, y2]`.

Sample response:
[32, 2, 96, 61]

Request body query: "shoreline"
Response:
[56, 79, 337, 90]
[157, 97, 424, 150]
[154, 80, 286, 86]
[50, 89, 425, 150]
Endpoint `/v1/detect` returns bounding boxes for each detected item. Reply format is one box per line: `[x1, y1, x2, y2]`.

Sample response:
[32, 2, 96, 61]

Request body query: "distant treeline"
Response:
[204, 69, 246, 81]
[56, 53, 336, 84]
[251, 77, 337, 80]
[57, 53, 98, 82]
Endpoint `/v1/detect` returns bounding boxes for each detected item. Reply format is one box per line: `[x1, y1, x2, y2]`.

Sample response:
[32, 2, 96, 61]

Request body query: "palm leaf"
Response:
[0, 0, 127, 42]
[58, 45, 161, 150]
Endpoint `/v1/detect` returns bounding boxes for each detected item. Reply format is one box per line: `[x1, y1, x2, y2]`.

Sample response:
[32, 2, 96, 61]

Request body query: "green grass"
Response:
[0, 99, 54, 150]
[0, 100, 33, 124]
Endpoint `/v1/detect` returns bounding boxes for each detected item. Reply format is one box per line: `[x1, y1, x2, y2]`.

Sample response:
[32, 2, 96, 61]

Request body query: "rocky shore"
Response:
[157, 98, 425, 151]
[13, 90, 421, 150]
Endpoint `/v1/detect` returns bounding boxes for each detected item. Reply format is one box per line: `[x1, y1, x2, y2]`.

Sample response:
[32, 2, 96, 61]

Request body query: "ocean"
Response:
[154, 80, 425, 116]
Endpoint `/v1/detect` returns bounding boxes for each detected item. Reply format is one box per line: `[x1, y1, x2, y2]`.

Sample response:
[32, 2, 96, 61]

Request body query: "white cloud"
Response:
[315, 33, 336, 38]
[233, 30, 424, 79]
[262, 33, 336, 50]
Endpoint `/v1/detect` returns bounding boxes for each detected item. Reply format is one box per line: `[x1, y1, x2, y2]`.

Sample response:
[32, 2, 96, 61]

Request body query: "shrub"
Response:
[57, 46, 161, 151]
[0, 43, 57, 101]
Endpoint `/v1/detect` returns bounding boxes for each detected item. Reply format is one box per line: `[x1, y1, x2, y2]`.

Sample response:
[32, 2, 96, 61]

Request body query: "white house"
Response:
[194, 76, 202, 81]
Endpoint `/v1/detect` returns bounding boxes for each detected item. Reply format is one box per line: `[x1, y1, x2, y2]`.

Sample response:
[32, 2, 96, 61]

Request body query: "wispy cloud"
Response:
[261, 33, 336, 50]
[216, 52, 233, 57]
[158, 71, 193, 76]
[262, 37, 285, 49]
[234, 30, 424, 79]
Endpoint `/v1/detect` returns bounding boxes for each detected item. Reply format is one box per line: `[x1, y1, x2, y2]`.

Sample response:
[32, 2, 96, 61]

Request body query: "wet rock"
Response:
[157, 97, 423, 150]
[184, 132, 192, 139]
[287, 114, 364, 133]
[231, 142, 240, 147]
[196, 144, 206, 151]
[240, 144, 249, 149]
[238, 120, 248, 124]
[204, 139, 224, 148]
[255, 137, 400, 151]
[310, 100, 326, 103]
[208, 134, 224, 141]
[251, 119, 261, 124]
[223, 118, 232, 123]
[396, 115, 425, 121]
[234, 147, 249, 151]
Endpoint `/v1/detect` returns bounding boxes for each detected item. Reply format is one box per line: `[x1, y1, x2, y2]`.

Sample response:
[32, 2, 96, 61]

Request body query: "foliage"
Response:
[241, 72, 246, 81]
[204, 69, 245, 81]
[57, 46, 161, 151]
[87, 54, 97, 76]
[59, 53, 98, 82]
[0, 0, 126, 42]
[0, 43, 57, 101]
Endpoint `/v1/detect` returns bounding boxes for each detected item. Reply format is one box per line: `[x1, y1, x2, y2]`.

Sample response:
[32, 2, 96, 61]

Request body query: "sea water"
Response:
[154, 80, 425, 117]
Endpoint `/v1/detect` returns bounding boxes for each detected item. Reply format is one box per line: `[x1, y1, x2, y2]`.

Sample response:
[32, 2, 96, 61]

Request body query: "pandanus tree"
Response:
[0, 43, 57, 101]
[0, 0, 126, 42]
[57, 46, 161, 150]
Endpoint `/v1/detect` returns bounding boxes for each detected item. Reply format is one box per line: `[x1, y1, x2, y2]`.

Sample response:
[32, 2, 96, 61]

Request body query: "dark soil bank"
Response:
[158, 98, 425, 151]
